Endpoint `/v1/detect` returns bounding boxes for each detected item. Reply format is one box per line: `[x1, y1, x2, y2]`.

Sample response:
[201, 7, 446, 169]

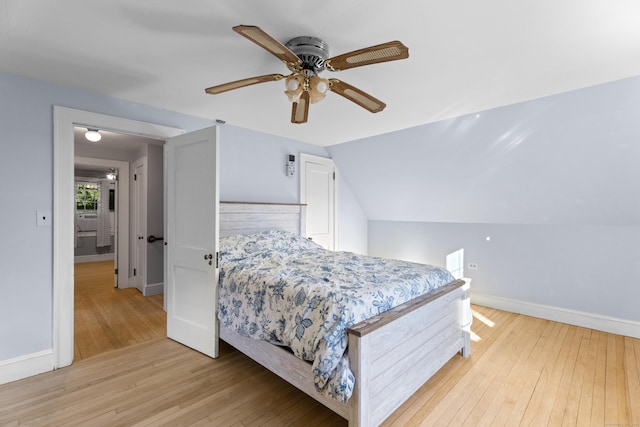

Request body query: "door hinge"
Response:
[333, 171, 335, 180]
[114, 268, 118, 275]
[216, 252, 219, 268]
[133, 268, 137, 276]
[134, 174, 137, 181]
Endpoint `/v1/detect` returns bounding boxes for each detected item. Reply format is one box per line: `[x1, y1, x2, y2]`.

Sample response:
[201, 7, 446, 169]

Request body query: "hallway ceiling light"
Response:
[85, 128, 102, 142]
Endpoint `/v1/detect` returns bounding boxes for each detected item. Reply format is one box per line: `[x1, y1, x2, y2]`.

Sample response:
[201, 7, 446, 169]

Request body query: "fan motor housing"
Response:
[285, 36, 329, 74]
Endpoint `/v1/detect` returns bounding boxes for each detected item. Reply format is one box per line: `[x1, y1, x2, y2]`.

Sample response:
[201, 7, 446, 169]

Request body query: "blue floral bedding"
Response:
[218, 230, 455, 402]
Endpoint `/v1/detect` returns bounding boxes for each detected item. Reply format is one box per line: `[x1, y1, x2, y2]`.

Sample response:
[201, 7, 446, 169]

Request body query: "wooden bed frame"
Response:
[219, 202, 471, 427]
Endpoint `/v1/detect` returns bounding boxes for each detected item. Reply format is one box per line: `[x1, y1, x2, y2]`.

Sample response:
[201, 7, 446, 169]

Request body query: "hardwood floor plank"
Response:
[1, 304, 638, 426]
[381, 307, 517, 426]
[73, 261, 166, 361]
[561, 327, 591, 425]
[616, 334, 632, 424]
[591, 329, 608, 426]
[628, 338, 640, 424]
[482, 319, 559, 425]
[458, 317, 548, 426]
[409, 314, 530, 425]
[605, 333, 620, 423]
[546, 325, 585, 425]
[576, 328, 600, 426]
[527, 324, 578, 425]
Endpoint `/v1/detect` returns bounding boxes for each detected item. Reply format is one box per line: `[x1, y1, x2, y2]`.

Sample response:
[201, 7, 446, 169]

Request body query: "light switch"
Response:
[37, 210, 52, 227]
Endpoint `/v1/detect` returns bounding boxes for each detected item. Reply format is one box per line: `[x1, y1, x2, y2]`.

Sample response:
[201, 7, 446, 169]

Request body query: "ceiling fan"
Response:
[205, 25, 409, 124]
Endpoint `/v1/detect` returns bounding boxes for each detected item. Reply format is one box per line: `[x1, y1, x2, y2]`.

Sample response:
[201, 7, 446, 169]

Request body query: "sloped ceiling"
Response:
[327, 75, 640, 225]
[1, 1, 640, 146]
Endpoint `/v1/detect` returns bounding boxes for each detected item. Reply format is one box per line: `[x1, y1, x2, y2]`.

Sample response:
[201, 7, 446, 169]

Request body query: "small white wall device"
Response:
[286, 154, 295, 177]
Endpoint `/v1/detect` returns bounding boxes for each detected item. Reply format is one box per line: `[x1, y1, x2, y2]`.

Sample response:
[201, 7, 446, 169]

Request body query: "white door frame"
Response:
[299, 153, 339, 250]
[74, 156, 130, 288]
[53, 106, 183, 369]
[132, 157, 147, 292]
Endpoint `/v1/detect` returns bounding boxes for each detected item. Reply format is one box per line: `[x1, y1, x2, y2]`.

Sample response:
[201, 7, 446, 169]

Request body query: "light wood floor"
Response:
[74, 261, 166, 361]
[1, 303, 639, 425]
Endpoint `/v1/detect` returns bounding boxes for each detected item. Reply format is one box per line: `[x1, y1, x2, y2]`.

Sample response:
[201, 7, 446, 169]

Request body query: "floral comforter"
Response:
[218, 230, 454, 402]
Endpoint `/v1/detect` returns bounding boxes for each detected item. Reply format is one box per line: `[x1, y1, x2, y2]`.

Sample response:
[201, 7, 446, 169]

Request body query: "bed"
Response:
[218, 202, 471, 427]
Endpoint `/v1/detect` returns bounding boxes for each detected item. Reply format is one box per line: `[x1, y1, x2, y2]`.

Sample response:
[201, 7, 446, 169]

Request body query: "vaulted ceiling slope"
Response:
[326, 75, 640, 226]
[1, 1, 640, 146]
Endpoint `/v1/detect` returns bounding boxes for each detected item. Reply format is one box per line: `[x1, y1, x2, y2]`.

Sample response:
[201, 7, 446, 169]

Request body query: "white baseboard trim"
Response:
[471, 292, 640, 339]
[144, 282, 164, 297]
[74, 253, 115, 263]
[0, 350, 54, 385]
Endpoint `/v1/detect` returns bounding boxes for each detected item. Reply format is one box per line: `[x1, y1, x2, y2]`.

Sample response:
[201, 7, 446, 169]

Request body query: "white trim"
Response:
[53, 106, 184, 370]
[74, 254, 115, 263]
[132, 157, 148, 293]
[0, 350, 54, 385]
[471, 292, 640, 339]
[75, 156, 129, 288]
[143, 282, 164, 297]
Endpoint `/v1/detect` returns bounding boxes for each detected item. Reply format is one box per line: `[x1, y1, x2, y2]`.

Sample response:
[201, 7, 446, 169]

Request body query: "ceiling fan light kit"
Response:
[205, 25, 409, 124]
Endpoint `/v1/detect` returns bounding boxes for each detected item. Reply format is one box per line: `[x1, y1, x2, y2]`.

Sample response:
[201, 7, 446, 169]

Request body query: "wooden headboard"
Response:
[219, 202, 306, 238]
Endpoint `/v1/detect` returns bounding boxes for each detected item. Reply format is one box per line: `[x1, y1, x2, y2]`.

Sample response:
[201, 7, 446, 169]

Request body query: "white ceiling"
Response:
[74, 127, 163, 155]
[2, 0, 640, 147]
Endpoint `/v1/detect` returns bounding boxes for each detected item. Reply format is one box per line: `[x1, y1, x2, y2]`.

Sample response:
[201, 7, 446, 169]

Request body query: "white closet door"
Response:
[300, 154, 337, 250]
[165, 127, 219, 358]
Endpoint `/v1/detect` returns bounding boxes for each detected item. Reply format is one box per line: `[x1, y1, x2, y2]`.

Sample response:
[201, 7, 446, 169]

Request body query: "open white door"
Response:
[165, 126, 219, 358]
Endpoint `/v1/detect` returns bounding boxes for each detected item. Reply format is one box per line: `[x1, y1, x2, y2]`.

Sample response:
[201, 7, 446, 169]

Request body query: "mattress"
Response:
[218, 230, 454, 402]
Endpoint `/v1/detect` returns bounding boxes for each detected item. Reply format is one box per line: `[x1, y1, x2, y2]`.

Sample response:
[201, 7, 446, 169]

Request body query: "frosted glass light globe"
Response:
[286, 78, 300, 91]
[315, 80, 328, 93]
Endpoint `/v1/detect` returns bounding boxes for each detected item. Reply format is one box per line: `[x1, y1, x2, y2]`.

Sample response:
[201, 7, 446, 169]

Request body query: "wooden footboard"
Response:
[219, 278, 471, 427]
[347, 279, 471, 426]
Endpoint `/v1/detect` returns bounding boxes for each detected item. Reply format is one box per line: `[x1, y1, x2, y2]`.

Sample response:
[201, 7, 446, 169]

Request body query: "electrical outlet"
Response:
[468, 262, 478, 270]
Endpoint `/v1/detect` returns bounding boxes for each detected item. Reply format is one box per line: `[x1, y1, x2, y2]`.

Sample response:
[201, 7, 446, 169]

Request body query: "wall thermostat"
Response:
[286, 154, 295, 177]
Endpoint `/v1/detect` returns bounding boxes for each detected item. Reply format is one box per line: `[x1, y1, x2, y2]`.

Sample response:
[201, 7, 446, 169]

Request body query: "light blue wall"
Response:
[0, 71, 367, 362]
[219, 125, 327, 203]
[0, 71, 214, 361]
[219, 125, 368, 253]
[369, 221, 640, 321]
[338, 180, 368, 255]
[327, 76, 640, 225]
[328, 75, 640, 322]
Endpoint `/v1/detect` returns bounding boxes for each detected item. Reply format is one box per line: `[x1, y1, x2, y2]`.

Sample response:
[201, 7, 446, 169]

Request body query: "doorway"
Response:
[73, 128, 165, 360]
[74, 156, 129, 288]
[54, 106, 184, 368]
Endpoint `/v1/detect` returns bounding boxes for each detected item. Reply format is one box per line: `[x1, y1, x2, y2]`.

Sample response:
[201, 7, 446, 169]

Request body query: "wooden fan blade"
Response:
[328, 79, 386, 113]
[291, 90, 310, 124]
[233, 25, 302, 67]
[205, 74, 285, 95]
[324, 40, 409, 71]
